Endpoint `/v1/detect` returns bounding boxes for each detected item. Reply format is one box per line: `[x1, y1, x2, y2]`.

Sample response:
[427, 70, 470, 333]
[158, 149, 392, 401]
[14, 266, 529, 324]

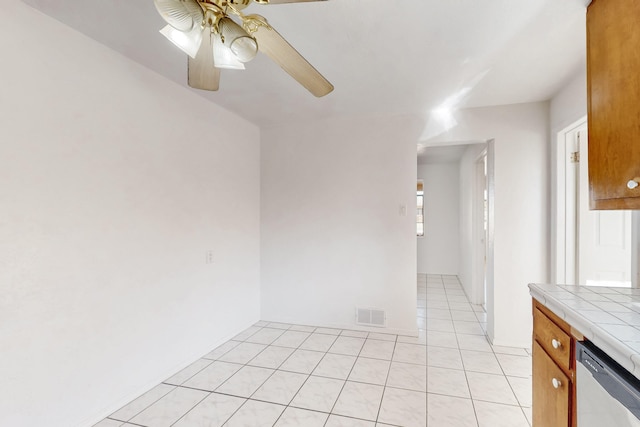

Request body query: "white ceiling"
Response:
[23, 0, 589, 128]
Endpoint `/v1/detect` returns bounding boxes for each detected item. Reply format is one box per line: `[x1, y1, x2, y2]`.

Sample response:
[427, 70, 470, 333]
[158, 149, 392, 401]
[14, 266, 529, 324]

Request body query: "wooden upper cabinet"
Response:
[587, 0, 640, 209]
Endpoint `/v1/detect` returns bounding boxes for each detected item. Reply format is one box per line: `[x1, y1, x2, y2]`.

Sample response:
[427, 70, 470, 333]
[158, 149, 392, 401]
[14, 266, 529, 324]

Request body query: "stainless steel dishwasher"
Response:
[576, 340, 640, 426]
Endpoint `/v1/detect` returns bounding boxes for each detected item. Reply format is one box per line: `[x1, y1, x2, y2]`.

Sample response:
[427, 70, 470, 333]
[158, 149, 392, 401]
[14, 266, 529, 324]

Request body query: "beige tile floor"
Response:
[94, 274, 531, 427]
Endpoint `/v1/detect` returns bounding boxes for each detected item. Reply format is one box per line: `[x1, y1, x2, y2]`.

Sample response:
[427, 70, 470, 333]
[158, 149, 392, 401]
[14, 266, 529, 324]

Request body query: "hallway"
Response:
[94, 275, 531, 427]
[420, 274, 532, 426]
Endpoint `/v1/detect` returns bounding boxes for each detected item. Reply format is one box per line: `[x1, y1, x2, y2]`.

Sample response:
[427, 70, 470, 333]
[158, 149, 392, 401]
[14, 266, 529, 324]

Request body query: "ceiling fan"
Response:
[153, 0, 334, 97]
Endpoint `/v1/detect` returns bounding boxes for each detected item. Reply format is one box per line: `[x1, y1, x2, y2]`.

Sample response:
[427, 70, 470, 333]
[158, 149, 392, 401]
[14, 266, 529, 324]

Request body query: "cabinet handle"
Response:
[628, 179, 640, 190]
[551, 338, 561, 349]
[552, 378, 562, 389]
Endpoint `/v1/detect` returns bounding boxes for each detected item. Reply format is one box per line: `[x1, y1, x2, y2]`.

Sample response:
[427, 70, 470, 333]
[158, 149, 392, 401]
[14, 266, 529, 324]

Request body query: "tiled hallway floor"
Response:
[95, 274, 531, 427]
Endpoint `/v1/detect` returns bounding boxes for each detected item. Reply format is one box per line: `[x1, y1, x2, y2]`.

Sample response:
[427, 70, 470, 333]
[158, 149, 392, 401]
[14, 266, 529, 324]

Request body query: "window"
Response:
[417, 180, 424, 237]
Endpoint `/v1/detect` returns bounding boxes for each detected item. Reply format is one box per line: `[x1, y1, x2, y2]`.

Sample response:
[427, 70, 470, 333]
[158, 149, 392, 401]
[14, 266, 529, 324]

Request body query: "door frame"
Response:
[554, 116, 640, 287]
[472, 149, 488, 306]
[554, 117, 586, 284]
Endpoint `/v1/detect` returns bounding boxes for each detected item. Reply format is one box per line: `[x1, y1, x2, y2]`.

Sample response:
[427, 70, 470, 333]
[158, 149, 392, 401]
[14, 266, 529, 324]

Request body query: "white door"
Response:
[474, 153, 488, 307]
[576, 127, 632, 287]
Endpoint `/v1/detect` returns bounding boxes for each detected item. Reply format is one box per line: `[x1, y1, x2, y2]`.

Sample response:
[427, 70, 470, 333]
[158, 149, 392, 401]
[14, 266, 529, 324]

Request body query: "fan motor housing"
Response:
[207, 0, 252, 10]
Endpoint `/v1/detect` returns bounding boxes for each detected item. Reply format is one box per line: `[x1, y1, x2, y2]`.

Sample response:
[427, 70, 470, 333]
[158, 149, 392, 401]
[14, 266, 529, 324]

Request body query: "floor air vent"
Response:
[356, 307, 386, 327]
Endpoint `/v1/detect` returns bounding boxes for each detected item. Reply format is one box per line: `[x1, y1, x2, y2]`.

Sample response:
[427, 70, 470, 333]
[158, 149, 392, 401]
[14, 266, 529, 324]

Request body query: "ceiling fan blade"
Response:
[256, 0, 327, 3]
[188, 30, 220, 91]
[247, 16, 333, 97]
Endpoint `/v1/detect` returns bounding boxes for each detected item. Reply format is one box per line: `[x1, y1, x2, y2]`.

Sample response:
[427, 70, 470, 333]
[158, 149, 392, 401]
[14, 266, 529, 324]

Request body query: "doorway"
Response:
[556, 118, 634, 287]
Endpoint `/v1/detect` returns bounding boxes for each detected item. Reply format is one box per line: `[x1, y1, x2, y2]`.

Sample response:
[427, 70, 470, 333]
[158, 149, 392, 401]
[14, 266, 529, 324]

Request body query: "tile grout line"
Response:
[269, 329, 340, 426]
[106, 384, 176, 424]
[170, 325, 289, 426]
[323, 331, 371, 424]
[230, 322, 323, 426]
[444, 275, 481, 427]
[438, 273, 532, 426]
[168, 389, 211, 427]
[373, 334, 399, 425]
[175, 323, 306, 427]
[421, 277, 428, 427]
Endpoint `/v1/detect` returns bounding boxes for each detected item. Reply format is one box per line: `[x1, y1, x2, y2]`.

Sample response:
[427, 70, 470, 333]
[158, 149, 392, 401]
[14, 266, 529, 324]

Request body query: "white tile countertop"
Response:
[529, 283, 640, 380]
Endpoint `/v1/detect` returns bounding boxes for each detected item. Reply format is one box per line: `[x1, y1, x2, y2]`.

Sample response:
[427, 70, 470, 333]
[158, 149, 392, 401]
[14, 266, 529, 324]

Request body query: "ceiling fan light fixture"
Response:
[160, 24, 203, 59]
[230, 37, 259, 62]
[212, 32, 246, 70]
[154, 0, 202, 32]
[219, 17, 258, 63]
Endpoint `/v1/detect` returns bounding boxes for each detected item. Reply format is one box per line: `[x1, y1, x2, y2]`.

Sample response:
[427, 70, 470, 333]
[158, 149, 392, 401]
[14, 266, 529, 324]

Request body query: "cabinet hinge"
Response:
[570, 152, 580, 163]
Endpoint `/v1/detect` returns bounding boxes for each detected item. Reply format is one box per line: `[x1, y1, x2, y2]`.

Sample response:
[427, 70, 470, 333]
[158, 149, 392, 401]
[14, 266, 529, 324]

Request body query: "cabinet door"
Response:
[533, 307, 571, 373]
[533, 341, 571, 427]
[587, 0, 640, 209]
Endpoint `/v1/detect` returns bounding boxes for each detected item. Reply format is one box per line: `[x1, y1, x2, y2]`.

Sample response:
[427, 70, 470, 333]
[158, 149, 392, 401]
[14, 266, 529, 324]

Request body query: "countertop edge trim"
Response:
[529, 283, 640, 379]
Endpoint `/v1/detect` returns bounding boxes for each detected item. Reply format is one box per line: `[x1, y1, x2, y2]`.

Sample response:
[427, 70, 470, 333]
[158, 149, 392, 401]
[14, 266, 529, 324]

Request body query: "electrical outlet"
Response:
[206, 250, 213, 264]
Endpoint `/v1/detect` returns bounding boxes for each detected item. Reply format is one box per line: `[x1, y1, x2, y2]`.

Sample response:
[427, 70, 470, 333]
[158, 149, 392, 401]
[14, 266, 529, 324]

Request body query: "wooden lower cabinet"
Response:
[532, 300, 577, 427]
[533, 341, 571, 426]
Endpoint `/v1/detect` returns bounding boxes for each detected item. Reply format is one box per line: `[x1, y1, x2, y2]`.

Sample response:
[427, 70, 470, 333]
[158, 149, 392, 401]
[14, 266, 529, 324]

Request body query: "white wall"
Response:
[417, 163, 460, 275]
[549, 69, 587, 282]
[425, 102, 550, 347]
[261, 115, 420, 335]
[0, 3, 261, 426]
[550, 69, 587, 135]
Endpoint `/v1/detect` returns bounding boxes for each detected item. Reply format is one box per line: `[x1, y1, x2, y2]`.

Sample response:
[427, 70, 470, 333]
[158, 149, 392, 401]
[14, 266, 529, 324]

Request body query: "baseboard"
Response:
[489, 337, 531, 350]
[260, 316, 419, 338]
